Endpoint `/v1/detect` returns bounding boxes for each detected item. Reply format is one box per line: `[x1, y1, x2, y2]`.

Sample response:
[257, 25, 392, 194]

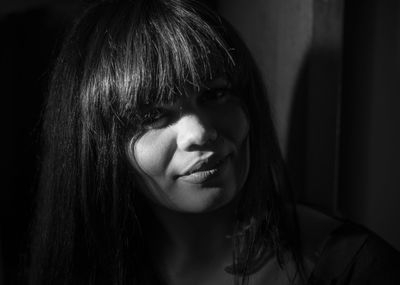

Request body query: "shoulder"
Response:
[296, 204, 400, 284]
[296, 204, 342, 256]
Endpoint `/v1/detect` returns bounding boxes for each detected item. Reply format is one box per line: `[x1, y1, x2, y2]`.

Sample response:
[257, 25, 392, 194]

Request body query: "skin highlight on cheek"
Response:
[131, 129, 176, 177]
[127, 136, 177, 208]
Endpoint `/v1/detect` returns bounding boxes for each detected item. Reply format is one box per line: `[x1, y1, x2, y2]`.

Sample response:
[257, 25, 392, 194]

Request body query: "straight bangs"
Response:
[78, 0, 251, 136]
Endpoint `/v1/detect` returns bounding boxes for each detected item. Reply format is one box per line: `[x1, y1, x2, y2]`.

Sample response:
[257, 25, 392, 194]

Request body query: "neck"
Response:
[146, 199, 238, 273]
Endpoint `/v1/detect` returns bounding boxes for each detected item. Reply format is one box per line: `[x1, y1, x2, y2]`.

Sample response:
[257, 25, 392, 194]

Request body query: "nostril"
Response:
[176, 115, 218, 150]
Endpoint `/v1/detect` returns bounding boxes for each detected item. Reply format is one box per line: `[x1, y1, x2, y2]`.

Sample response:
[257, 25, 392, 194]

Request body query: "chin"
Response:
[171, 186, 238, 214]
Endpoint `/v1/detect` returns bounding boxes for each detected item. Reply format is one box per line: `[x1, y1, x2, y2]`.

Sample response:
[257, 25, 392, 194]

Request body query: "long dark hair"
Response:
[30, 0, 301, 284]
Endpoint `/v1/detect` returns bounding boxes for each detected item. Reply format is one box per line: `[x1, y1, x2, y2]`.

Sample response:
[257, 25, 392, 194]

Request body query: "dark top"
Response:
[307, 221, 400, 284]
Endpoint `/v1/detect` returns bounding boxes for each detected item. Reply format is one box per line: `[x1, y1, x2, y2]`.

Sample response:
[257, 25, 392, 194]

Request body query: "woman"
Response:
[29, 0, 400, 284]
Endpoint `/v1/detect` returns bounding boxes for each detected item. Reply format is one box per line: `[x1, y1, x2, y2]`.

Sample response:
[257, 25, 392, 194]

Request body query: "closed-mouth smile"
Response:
[177, 155, 230, 184]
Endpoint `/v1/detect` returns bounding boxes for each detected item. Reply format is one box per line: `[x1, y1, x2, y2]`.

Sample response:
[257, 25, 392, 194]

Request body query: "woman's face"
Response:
[127, 77, 250, 213]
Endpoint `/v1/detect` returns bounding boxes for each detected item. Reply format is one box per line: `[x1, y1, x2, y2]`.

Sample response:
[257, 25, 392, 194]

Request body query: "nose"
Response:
[176, 114, 218, 151]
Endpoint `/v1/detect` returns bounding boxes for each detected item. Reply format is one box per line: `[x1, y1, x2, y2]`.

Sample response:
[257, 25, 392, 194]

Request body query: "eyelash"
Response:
[200, 87, 232, 103]
[141, 108, 172, 129]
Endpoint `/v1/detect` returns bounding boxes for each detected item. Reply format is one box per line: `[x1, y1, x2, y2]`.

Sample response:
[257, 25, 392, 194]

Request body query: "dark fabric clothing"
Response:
[308, 221, 400, 284]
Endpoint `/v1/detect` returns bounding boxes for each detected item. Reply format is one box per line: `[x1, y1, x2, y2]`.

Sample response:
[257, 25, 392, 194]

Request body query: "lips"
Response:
[177, 154, 230, 184]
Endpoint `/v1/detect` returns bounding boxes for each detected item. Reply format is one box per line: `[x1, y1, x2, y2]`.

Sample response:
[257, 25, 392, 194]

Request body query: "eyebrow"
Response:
[203, 76, 230, 89]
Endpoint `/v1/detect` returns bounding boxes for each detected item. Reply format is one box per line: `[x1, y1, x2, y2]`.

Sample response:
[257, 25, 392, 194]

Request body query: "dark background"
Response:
[1, 0, 399, 284]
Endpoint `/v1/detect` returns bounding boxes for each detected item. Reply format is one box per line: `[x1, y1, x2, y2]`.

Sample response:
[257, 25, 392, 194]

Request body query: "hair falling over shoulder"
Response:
[29, 0, 304, 284]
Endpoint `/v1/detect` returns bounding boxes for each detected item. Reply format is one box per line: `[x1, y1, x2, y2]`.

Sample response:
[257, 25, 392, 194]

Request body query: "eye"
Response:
[141, 107, 174, 129]
[200, 87, 232, 104]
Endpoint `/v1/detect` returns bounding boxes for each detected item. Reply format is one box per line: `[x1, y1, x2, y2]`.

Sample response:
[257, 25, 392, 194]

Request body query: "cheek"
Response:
[218, 102, 249, 145]
[129, 130, 175, 177]
[217, 102, 250, 190]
